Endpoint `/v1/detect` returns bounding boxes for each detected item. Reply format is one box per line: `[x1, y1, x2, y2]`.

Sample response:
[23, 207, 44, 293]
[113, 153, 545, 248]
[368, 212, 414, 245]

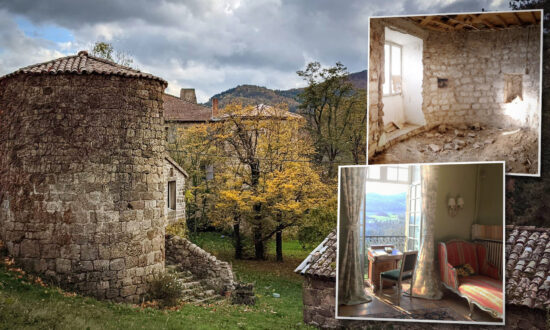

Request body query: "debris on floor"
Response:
[371, 125, 538, 174]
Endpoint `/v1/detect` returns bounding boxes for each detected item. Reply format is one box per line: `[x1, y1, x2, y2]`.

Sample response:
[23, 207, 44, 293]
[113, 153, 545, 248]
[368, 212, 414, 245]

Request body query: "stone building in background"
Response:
[163, 88, 218, 143]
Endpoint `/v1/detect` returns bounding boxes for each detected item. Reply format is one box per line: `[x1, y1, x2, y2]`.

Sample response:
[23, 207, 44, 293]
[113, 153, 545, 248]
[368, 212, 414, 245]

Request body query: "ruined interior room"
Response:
[367, 11, 542, 175]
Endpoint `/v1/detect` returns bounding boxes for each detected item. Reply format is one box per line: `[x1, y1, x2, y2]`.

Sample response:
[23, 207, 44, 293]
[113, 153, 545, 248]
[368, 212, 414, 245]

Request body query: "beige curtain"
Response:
[338, 167, 371, 305]
[411, 165, 443, 300]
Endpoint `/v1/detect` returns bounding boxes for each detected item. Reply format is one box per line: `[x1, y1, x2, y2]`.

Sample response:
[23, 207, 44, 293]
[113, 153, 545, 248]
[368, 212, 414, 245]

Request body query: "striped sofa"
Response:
[438, 240, 503, 319]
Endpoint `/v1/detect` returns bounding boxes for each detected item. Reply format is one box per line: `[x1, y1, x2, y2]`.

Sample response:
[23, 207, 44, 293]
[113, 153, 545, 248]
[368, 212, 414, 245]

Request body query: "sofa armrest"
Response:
[443, 263, 459, 291]
[438, 242, 459, 291]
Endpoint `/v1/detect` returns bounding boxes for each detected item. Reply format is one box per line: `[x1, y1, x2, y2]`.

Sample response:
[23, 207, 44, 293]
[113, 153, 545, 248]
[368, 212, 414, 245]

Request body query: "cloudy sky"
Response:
[0, 0, 510, 102]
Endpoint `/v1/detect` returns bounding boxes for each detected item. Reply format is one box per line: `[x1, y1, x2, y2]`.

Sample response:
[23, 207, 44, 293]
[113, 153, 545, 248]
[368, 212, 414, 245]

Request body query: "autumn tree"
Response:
[213, 103, 322, 260]
[90, 41, 134, 67]
[297, 62, 367, 177]
[169, 124, 217, 233]
[261, 162, 329, 261]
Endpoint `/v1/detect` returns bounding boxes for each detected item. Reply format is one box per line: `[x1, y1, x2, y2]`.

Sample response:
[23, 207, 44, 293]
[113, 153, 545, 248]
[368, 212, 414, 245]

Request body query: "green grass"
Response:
[0, 233, 314, 329]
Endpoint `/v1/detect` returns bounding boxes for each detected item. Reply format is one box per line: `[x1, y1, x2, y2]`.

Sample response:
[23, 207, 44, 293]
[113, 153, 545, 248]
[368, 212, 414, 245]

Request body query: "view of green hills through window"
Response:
[364, 190, 407, 237]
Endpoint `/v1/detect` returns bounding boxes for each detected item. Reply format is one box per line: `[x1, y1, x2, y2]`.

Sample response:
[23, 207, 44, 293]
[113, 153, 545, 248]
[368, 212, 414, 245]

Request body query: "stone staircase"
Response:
[166, 265, 225, 305]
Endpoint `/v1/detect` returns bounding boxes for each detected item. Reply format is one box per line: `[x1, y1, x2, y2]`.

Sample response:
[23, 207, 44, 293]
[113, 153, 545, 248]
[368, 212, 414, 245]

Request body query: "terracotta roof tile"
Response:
[294, 230, 336, 280]
[505, 225, 550, 310]
[0, 50, 167, 86]
[162, 93, 212, 122]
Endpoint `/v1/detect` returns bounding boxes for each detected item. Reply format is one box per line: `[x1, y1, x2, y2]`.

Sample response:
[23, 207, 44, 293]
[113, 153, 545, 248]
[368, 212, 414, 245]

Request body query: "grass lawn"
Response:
[0, 233, 315, 329]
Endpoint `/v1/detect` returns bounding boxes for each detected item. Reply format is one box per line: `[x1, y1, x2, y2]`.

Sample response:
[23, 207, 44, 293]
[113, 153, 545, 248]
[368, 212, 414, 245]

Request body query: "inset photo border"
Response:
[335, 162, 505, 325]
[366, 10, 543, 177]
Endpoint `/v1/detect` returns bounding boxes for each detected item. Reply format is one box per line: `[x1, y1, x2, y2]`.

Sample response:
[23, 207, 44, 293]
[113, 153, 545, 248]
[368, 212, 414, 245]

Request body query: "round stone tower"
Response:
[0, 51, 167, 302]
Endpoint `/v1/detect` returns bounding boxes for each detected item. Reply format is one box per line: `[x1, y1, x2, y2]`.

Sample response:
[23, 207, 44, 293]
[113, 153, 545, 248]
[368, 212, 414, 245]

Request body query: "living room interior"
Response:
[336, 163, 504, 323]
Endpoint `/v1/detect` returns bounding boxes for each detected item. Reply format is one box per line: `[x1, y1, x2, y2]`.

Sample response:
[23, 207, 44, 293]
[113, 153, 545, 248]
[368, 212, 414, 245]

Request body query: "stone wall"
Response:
[423, 26, 540, 129]
[367, 19, 386, 158]
[302, 276, 339, 328]
[164, 158, 186, 226]
[0, 74, 167, 303]
[165, 235, 234, 294]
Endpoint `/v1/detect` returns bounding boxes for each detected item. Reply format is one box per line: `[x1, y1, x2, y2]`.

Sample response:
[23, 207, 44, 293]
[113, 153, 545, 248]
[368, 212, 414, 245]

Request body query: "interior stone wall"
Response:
[367, 19, 386, 158]
[0, 74, 166, 303]
[423, 26, 540, 129]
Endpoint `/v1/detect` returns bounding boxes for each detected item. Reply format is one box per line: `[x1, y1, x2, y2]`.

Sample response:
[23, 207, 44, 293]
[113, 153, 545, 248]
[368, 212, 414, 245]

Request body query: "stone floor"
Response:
[370, 124, 539, 175]
[338, 282, 501, 323]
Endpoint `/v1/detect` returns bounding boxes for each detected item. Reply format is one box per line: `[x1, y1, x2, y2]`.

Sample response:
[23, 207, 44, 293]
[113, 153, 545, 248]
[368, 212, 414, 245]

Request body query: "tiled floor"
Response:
[338, 282, 501, 323]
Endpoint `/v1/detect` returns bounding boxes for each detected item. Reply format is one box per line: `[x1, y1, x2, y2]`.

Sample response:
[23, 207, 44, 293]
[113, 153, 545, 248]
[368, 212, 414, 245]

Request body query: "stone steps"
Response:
[168, 266, 225, 305]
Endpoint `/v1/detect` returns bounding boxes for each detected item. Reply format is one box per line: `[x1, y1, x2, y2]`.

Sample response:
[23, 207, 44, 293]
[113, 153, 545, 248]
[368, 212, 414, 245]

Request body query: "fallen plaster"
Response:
[370, 124, 538, 175]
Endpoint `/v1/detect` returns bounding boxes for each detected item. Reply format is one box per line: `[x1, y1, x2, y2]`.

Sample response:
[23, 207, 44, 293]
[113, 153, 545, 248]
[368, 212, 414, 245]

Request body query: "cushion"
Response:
[458, 275, 503, 317]
[381, 269, 412, 281]
[445, 241, 479, 273]
[455, 263, 475, 277]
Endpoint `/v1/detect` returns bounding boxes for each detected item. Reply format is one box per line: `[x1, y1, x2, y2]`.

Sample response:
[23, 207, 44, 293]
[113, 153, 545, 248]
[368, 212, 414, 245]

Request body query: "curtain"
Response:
[338, 167, 371, 305]
[411, 165, 443, 300]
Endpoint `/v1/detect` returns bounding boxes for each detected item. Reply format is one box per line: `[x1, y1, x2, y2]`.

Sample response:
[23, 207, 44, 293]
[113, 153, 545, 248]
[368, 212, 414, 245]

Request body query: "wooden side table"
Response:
[366, 245, 403, 291]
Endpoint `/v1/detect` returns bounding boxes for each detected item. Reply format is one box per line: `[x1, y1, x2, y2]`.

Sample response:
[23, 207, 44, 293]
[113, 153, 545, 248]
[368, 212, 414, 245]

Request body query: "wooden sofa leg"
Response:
[468, 301, 474, 319]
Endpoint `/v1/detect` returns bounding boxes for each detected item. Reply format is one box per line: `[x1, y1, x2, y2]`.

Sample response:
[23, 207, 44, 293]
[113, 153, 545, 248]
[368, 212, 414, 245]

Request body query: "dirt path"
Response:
[370, 125, 539, 175]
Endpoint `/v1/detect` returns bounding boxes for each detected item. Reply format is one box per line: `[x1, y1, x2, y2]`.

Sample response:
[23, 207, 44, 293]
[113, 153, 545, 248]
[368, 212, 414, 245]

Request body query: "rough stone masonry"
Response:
[0, 52, 168, 303]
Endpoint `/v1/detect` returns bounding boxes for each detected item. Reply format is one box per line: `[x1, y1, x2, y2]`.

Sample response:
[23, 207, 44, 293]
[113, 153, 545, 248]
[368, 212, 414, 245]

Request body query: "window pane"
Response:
[391, 45, 402, 94]
[416, 198, 421, 212]
[384, 44, 390, 95]
[398, 168, 409, 182]
[387, 167, 398, 181]
[368, 166, 380, 179]
[391, 45, 401, 75]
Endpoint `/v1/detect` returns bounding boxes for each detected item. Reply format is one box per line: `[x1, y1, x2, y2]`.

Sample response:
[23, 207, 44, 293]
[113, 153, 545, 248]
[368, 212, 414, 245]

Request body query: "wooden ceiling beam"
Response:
[495, 14, 509, 28]
[420, 16, 434, 26]
[531, 11, 539, 24]
[513, 12, 524, 25]
[446, 16, 480, 30]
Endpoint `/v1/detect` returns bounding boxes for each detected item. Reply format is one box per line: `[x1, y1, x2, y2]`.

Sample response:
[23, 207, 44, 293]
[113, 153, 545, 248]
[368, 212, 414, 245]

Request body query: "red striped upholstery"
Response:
[444, 240, 479, 272]
[458, 276, 503, 317]
[438, 240, 503, 319]
[477, 244, 499, 280]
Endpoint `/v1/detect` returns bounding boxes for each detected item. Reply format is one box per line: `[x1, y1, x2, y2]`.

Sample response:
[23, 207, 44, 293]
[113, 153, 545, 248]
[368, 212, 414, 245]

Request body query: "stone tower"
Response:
[0, 51, 168, 302]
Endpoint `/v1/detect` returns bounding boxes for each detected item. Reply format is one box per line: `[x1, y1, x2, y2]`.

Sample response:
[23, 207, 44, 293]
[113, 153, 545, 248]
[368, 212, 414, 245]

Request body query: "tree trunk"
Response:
[254, 227, 265, 260]
[233, 221, 243, 260]
[250, 160, 266, 260]
[276, 230, 283, 262]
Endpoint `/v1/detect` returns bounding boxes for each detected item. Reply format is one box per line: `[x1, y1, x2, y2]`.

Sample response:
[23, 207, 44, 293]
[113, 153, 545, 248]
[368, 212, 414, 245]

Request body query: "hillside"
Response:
[365, 192, 407, 215]
[203, 70, 367, 112]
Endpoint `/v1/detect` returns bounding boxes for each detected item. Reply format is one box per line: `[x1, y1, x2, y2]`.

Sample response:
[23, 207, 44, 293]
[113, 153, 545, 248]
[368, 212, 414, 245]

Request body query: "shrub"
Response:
[147, 272, 184, 308]
[166, 220, 188, 238]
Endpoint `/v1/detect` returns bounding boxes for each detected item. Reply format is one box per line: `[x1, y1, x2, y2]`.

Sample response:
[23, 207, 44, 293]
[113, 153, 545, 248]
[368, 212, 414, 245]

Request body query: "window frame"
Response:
[168, 180, 177, 210]
[383, 41, 403, 97]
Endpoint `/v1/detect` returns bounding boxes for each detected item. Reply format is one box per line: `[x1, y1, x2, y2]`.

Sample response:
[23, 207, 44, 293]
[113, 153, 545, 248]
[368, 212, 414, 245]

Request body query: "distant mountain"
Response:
[203, 70, 367, 113]
[365, 192, 407, 214]
[203, 84, 301, 112]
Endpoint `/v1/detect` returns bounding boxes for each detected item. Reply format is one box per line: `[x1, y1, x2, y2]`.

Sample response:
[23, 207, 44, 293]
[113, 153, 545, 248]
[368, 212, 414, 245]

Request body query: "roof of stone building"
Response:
[505, 225, 550, 310]
[294, 230, 337, 280]
[163, 93, 212, 122]
[165, 156, 188, 178]
[216, 104, 303, 121]
[0, 50, 167, 86]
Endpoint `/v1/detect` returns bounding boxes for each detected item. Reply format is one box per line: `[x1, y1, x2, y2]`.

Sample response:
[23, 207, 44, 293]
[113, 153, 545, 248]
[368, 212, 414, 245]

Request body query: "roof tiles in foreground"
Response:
[294, 230, 337, 280]
[506, 225, 550, 310]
